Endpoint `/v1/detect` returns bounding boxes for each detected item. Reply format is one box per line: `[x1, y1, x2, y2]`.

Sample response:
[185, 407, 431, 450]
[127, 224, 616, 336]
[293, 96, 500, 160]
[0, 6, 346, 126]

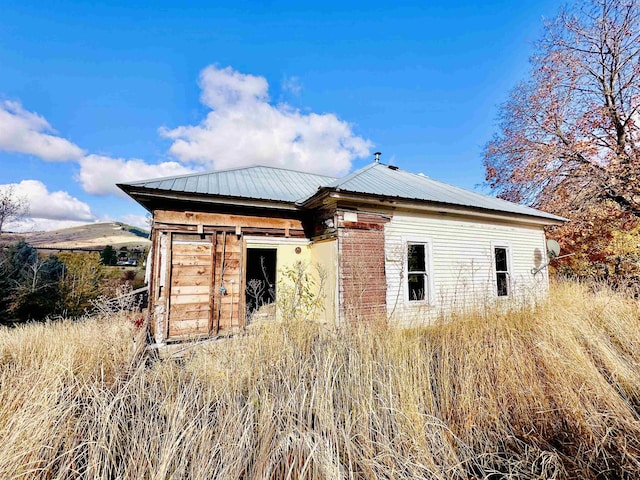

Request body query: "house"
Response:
[118, 157, 565, 343]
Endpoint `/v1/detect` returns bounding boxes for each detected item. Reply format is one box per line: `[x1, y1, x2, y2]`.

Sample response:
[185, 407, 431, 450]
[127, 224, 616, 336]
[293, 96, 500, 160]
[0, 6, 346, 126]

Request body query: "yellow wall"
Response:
[244, 237, 310, 322]
[244, 236, 337, 324]
[244, 237, 311, 275]
[309, 238, 338, 324]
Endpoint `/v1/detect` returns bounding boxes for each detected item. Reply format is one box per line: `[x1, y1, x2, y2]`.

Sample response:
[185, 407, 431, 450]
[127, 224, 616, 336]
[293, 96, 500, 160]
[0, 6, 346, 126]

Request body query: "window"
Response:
[493, 246, 510, 296]
[407, 243, 428, 302]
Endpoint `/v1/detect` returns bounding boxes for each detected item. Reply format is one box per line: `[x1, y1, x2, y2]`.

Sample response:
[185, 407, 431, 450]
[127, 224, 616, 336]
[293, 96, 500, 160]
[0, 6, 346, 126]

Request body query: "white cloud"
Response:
[282, 76, 302, 96]
[120, 214, 151, 230]
[1, 180, 95, 232]
[6, 218, 92, 233]
[77, 155, 195, 196]
[199, 65, 269, 108]
[0, 101, 85, 161]
[160, 65, 372, 177]
[10, 180, 95, 221]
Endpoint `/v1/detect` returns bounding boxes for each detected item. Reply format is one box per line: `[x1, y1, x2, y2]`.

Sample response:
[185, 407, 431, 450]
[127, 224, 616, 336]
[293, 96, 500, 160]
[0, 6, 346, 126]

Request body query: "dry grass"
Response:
[1, 281, 640, 479]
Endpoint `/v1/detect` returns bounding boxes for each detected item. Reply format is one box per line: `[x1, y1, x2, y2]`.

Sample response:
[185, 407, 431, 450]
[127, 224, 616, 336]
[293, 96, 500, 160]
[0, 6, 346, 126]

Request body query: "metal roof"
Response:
[320, 162, 566, 222]
[119, 165, 337, 203]
[118, 162, 565, 223]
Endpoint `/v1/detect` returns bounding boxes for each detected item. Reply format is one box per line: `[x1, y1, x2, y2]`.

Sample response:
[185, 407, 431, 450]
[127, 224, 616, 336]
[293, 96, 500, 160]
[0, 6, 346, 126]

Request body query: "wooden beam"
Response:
[148, 229, 158, 337]
[164, 232, 173, 340]
[153, 223, 305, 237]
[154, 210, 304, 231]
[215, 231, 226, 334]
[240, 236, 247, 329]
[209, 232, 217, 335]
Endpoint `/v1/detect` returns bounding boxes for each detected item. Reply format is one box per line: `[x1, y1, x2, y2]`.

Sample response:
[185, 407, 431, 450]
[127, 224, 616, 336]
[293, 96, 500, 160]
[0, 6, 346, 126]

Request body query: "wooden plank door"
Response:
[167, 233, 214, 339]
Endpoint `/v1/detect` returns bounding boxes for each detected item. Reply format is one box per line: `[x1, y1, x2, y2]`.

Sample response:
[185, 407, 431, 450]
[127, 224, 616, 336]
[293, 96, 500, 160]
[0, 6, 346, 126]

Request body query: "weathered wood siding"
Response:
[168, 235, 213, 338]
[149, 209, 304, 343]
[384, 210, 549, 323]
[211, 232, 243, 333]
[154, 210, 305, 237]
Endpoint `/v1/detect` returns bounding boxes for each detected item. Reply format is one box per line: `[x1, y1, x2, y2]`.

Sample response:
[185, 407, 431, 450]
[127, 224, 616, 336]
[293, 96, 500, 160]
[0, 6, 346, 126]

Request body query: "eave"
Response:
[118, 184, 303, 214]
[300, 188, 566, 227]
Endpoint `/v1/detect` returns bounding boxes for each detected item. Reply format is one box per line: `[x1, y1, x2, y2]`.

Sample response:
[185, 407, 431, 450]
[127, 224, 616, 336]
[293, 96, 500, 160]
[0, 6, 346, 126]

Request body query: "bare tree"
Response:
[0, 185, 29, 235]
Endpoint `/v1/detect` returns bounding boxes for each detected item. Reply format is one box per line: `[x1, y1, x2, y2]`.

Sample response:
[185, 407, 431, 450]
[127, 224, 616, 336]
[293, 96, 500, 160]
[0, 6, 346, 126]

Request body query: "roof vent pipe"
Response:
[374, 152, 382, 163]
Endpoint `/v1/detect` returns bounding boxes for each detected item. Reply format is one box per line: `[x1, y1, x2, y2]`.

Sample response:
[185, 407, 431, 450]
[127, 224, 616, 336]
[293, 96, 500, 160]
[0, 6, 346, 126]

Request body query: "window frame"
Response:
[491, 241, 513, 298]
[402, 236, 434, 305]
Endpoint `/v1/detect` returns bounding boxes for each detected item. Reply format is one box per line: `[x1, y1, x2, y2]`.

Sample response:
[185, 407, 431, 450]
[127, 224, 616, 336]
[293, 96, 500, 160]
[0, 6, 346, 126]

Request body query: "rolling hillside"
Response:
[2, 222, 150, 251]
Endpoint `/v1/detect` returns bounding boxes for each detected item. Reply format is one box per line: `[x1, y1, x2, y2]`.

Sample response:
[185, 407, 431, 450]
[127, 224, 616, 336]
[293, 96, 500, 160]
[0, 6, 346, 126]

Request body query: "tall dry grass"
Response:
[1, 281, 639, 479]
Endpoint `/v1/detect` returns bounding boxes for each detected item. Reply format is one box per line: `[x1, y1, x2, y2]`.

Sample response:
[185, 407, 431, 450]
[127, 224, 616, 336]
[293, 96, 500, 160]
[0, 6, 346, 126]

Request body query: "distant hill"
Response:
[2, 222, 151, 251]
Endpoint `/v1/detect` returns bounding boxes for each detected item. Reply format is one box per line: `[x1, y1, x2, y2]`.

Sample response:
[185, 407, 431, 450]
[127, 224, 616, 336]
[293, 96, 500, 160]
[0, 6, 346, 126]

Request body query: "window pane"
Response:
[496, 272, 508, 296]
[494, 247, 508, 272]
[408, 273, 425, 301]
[408, 244, 425, 272]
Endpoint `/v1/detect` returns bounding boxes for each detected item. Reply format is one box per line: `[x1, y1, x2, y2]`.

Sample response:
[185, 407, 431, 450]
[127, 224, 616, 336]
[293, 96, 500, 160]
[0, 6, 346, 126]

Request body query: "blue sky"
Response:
[0, 0, 560, 231]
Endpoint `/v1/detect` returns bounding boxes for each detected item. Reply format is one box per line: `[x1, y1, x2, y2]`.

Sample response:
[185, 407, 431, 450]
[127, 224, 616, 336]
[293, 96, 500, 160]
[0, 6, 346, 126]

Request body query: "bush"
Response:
[58, 251, 105, 317]
[0, 241, 64, 322]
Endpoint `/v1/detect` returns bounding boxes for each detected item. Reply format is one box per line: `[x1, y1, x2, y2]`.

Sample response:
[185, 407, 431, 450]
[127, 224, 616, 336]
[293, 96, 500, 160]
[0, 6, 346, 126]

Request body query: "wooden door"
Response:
[165, 232, 245, 340]
[167, 234, 214, 339]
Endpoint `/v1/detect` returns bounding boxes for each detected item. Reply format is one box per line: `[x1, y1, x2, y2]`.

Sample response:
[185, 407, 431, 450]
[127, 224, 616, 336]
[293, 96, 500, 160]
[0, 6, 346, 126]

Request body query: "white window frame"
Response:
[402, 236, 434, 305]
[491, 241, 513, 297]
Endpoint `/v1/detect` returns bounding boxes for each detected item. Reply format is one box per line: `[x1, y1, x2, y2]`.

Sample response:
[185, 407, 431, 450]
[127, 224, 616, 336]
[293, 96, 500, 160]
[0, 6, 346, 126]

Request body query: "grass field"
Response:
[1, 281, 639, 479]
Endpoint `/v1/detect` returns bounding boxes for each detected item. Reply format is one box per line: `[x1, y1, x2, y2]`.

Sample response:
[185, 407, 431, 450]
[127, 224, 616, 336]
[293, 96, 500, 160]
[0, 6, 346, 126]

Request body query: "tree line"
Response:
[0, 241, 145, 324]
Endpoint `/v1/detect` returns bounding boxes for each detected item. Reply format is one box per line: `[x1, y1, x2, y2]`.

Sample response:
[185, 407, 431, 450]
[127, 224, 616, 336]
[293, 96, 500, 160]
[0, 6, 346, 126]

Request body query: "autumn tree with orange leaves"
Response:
[485, 0, 640, 280]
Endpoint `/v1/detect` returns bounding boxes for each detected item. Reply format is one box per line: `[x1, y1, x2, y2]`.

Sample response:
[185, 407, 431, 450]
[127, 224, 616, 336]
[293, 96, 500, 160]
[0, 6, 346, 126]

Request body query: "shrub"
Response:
[58, 251, 105, 317]
[0, 241, 64, 322]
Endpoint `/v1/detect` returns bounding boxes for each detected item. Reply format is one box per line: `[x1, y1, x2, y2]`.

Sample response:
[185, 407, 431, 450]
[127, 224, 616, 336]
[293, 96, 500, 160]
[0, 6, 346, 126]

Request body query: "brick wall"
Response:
[337, 211, 390, 322]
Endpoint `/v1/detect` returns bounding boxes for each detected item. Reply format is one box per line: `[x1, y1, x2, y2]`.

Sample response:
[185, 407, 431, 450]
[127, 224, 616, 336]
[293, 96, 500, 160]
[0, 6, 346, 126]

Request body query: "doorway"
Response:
[245, 248, 277, 317]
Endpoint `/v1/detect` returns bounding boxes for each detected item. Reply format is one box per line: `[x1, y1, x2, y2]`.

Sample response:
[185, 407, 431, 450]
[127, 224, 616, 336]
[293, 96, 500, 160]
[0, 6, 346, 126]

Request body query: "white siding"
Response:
[385, 210, 549, 323]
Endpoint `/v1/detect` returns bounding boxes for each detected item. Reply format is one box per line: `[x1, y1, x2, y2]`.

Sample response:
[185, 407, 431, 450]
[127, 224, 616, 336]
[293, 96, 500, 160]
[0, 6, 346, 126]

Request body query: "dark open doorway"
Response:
[245, 248, 277, 317]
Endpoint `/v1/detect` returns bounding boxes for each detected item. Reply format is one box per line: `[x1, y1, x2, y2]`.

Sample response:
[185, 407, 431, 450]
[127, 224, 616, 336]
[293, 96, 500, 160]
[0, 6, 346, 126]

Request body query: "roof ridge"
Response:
[397, 167, 543, 210]
[118, 163, 339, 187]
[326, 162, 379, 189]
[305, 161, 565, 222]
[381, 164, 566, 220]
[248, 164, 339, 179]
